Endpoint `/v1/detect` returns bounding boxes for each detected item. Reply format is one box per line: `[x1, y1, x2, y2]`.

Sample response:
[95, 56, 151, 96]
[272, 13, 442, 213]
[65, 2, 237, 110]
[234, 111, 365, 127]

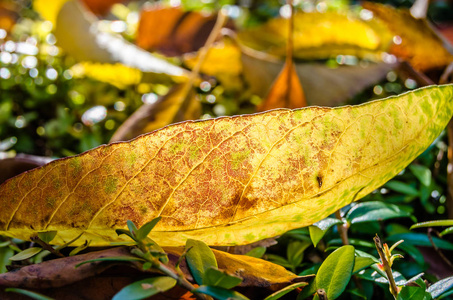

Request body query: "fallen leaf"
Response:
[110, 83, 201, 142]
[241, 48, 395, 106]
[136, 6, 233, 57]
[0, 154, 53, 185]
[237, 11, 392, 61]
[0, 85, 452, 246]
[257, 60, 306, 111]
[51, 0, 189, 77]
[363, 2, 453, 71]
[183, 40, 244, 90]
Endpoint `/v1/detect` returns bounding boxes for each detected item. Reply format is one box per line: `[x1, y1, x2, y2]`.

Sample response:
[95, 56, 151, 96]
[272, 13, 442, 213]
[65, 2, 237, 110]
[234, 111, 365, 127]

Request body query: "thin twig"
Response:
[335, 210, 349, 245]
[374, 235, 398, 299]
[30, 236, 64, 258]
[427, 228, 453, 271]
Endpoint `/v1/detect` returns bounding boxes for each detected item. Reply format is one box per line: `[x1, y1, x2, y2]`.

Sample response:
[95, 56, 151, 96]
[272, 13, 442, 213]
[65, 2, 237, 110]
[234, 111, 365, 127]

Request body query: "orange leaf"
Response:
[363, 2, 453, 71]
[257, 61, 306, 112]
[136, 6, 219, 56]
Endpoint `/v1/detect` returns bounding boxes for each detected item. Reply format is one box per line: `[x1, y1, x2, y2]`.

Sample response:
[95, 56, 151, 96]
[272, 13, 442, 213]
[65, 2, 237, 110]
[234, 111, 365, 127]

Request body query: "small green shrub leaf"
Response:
[287, 240, 311, 268]
[397, 286, 432, 300]
[346, 201, 411, 224]
[410, 220, 453, 230]
[135, 217, 161, 241]
[427, 276, 453, 298]
[315, 245, 355, 300]
[185, 239, 217, 285]
[194, 285, 249, 300]
[352, 256, 375, 274]
[309, 218, 342, 247]
[387, 233, 453, 250]
[112, 276, 176, 300]
[385, 181, 420, 196]
[296, 279, 317, 300]
[5, 288, 54, 300]
[409, 164, 432, 186]
[202, 267, 242, 289]
[245, 246, 266, 258]
[9, 247, 42, 261]
[440, 226, 453, 237]
[264, 282, 308, 300]
[37, 231, 57, 243]
[127, 220, 138, 237]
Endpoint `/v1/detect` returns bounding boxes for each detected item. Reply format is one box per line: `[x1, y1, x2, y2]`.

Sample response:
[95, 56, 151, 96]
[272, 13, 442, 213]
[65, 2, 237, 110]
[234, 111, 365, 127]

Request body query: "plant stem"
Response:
[335, 210, 349, 245]
[427, 228, 453, 271]
[30, 236, 64, 258]
[374, 234, 398, 299]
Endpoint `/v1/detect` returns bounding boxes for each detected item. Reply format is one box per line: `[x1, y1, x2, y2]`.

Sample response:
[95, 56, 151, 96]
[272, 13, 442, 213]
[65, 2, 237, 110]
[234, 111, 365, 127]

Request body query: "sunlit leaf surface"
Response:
[237, 11, 392, 60]
[363, 2, 453, 71]
[0, 85, 452, 246]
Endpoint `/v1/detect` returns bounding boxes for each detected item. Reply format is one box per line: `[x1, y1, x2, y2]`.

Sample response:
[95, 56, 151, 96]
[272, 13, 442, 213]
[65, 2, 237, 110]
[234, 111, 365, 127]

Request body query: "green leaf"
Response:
[115, 229, 135, 240]
[264, 282, 308, 300]
[9, 247, 43, 261]
[387, 233, 453, 250]
[297, 279, 317, 300]
[185, 239, 217, 285]
[75, 256, 145, 267]
[135, 217, 162, 241]
[37, 231, 57, 243]
[385, 181, 420, 196]
[409, 164, 432, 186]
[265, 254, 293, 269]
[410, 220, 453, 230]
[352, 256, 375, 274]
[309, 218, 342, 247]
[202, 267, 242, 289]
[440, 226, 453, 237]
[0, 245, 13, 273]
[69, 240, 91, 256]
[315, 245, 355, 300]
[428, 276, 453, 298]
[127, 220, 138, 237]
[397, 286, 432, 300]
[5, 288, 54, 300]
[287, 240, 311, 268]
[112, 276, 176, 300]
[194, 285, 249, 300]
[245, 246, 266, 258]
[345, 201, 411, 224]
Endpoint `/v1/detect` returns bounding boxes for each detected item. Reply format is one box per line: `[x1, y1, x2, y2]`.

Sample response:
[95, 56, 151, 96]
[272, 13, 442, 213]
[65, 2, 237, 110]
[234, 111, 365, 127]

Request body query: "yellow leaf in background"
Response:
[110, 83, 201, 142]
[363, 2, 453, 71]
[71, 62, 142, 89]
[184, 40, 243, 90]
[0, 85, 451, 246]
[238, 11, 392, 60]
[33, 0, 69, 25]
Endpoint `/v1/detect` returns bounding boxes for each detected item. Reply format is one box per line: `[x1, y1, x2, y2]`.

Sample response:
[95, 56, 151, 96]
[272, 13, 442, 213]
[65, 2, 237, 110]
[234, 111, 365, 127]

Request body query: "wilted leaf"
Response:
[184, 40, 244, 90]
[237, 11, 392, 60]
[51, 0, 189, 77]
[110, 83, 201, 142]
[136, 6, 221, 56]
[363, 2, 453, 71]
[257, 61, 306, 111]
[0, 85, 452, 246]
[316, 245, 355, 300]
[241, 50, 395, 107]
[0, 154, 53, 185]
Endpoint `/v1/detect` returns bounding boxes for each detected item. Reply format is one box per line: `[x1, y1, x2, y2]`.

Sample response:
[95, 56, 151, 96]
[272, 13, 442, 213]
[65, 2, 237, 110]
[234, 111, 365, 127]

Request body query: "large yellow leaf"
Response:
[0, 85, 452, 246]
